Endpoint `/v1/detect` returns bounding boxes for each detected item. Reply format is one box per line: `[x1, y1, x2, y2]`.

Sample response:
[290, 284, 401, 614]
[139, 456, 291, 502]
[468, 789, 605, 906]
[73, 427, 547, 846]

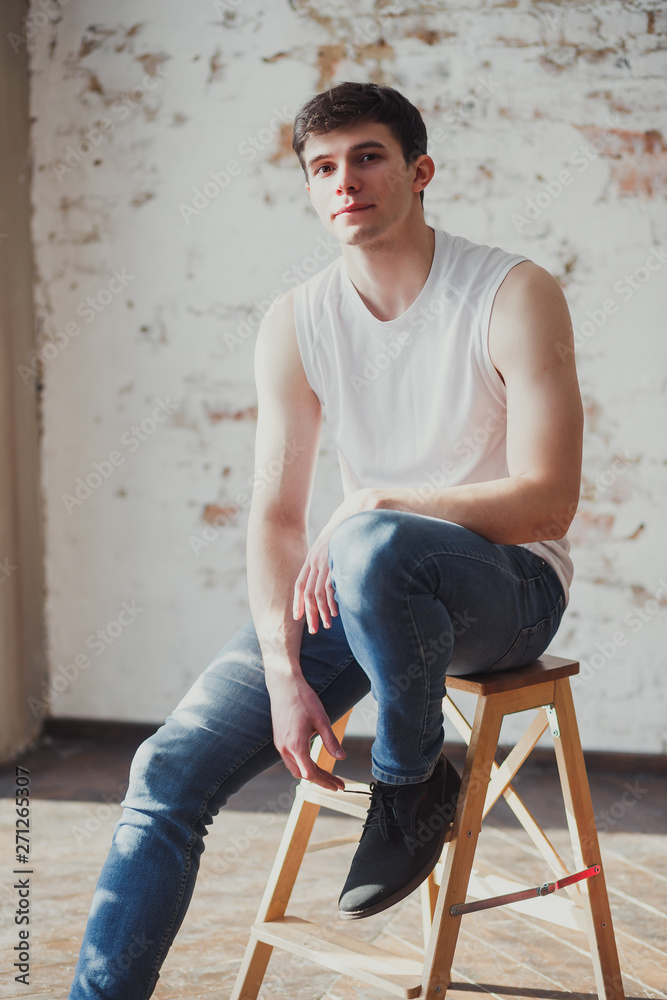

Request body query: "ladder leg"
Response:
[229, 938, 274, 1000]
[420, 871, 439, 948]
[551, 680, 625, 1000]
[421, 695, 504, 999]
[230, 710, 353, 1000]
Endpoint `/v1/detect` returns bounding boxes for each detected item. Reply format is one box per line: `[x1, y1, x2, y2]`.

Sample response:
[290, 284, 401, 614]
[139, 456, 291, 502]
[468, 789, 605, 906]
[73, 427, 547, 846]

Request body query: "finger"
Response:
[302, 573, 319, 634]
[311, 558, 337, 630]
[301, 759, 345, 791]
[292, 563, 308, 620]
[292, 746, 343, 791]
[324, 568, 338, 619]
[315, 565, 333, 629]
[319, 719, 346, 762]
[313, 765, 345, 791]
[280, 753, 302, 781]
[293, 752, 322, 784]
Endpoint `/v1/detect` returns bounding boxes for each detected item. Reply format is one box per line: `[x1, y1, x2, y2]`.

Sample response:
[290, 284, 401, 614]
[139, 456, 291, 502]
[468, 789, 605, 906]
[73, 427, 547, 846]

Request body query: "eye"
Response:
[314, 152, 380, 176]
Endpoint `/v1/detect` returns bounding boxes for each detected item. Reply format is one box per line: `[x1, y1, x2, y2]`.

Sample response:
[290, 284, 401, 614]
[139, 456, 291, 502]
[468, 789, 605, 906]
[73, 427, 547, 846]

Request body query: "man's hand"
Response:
[268, 672, 346, 791]
[292, 487, 379, 634]
[292, 524, 339, 633]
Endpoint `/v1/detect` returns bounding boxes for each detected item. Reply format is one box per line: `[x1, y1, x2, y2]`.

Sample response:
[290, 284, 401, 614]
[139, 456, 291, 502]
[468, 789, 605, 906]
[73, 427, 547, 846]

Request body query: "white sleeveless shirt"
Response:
[293, 226, 573, 606]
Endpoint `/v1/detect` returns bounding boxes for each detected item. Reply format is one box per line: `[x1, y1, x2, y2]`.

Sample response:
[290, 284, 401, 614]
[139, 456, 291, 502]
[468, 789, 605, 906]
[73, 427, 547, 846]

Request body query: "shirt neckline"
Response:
[340, 226, 444, 328]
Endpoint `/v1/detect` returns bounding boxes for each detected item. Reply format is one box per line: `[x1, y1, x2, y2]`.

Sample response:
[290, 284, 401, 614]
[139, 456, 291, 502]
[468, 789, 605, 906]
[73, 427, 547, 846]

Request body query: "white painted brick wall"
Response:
[24, 0, 667, 751]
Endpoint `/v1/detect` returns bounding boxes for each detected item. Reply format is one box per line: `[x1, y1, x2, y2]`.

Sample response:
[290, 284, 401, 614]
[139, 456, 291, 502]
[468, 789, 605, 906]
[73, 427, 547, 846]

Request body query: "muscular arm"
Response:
[246, 289, 346, 790]
[370, 262, 584, 544]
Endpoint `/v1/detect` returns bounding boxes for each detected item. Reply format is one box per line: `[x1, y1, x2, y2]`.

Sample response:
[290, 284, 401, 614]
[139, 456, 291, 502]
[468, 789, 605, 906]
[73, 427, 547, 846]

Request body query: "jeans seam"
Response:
[405, 545, 540, 586]
[144, 646, 360, 994]
[404, 585, 433, 777]
[391, 543, 548, 775]
[312, 650, 359, 698]
[144, 827, 200, 998]
[490, 593, 565, 672]
[388, 553, 446, 780]
[144, 732, 274, 998]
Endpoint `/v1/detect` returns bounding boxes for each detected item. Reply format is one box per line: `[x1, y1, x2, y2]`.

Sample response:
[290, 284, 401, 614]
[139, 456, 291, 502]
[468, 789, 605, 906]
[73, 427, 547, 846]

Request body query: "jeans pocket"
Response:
[490, 596, 564, 672]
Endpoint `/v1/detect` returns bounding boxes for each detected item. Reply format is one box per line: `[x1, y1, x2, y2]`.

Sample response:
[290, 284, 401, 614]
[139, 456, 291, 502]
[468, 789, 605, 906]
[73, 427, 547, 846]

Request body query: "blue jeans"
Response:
[69, 510, 565, 998]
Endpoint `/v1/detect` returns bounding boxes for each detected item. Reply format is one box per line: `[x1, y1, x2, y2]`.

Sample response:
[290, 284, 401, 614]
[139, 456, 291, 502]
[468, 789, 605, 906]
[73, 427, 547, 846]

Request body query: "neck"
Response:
[340, 218, 436, 323]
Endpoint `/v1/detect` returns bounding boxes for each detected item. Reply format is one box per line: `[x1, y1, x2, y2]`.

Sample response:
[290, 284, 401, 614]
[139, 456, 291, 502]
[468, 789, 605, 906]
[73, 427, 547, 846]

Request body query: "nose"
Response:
[335, 159, 359, 194]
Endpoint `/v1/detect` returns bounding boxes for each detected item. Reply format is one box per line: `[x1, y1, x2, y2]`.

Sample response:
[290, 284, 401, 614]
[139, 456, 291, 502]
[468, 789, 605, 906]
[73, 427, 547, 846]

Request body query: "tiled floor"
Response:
[0, 731, 665, 999]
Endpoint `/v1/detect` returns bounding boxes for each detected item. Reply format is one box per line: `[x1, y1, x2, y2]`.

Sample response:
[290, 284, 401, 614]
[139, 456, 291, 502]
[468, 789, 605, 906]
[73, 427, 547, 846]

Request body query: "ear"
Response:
[412, 154, 435, 194]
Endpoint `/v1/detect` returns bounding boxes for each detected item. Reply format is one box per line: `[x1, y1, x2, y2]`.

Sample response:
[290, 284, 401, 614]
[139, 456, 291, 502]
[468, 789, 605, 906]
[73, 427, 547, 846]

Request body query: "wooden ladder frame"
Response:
[230, 654, 625, 1000]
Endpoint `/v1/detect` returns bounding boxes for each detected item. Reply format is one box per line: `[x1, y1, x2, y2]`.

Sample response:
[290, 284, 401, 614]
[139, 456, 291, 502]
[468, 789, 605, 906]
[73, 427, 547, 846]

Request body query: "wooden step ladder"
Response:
[230, 654, 625, 999]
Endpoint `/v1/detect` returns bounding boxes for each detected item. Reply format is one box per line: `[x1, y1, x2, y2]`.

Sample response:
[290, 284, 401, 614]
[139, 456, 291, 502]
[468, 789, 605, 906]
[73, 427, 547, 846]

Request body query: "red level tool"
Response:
[450, 864, 601, 916]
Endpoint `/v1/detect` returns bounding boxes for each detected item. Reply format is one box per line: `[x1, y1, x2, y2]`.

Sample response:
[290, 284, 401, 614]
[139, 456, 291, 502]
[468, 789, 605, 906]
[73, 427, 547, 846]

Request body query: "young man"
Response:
[69, 81, 582, 997]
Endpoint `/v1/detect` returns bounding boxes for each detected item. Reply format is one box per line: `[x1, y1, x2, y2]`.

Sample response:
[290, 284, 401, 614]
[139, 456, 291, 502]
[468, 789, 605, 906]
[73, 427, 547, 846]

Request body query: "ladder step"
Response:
[251, 915, 423, 998]
[298, 778, 370, 819]
[305, 833, 361, 853]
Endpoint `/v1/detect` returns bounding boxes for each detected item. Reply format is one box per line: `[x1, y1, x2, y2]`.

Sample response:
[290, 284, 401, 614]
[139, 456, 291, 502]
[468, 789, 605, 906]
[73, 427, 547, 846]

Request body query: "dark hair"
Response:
[292, 81, 429, 208]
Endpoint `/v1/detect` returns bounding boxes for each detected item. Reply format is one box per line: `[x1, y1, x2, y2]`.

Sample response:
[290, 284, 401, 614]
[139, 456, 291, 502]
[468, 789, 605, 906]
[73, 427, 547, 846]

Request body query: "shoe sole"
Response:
[337, 792, 457, 921]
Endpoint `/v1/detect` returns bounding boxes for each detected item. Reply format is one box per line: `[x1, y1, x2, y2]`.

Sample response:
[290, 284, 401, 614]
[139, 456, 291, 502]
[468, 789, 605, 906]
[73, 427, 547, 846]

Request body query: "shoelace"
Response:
[359, 781, 400, 842]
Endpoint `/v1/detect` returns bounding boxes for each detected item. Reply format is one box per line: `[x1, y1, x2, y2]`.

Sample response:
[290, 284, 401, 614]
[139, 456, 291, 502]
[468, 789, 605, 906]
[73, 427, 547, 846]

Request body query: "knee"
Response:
[123, 722, 183, 812]
[328, 508, 410, 593]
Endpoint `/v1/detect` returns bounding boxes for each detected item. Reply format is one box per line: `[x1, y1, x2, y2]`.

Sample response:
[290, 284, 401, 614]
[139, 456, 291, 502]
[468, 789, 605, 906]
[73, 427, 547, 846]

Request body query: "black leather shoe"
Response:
[338, 753, 461, 920]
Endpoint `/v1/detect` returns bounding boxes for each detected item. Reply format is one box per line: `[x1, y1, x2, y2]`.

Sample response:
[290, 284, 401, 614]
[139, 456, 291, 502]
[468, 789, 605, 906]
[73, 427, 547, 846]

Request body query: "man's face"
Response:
[302, 120, 433, 245]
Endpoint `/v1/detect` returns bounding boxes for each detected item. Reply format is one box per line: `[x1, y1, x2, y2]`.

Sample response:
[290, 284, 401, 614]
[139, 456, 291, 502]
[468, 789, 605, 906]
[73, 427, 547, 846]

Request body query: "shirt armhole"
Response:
[293, 281, 324, 405]
[478, 255, 530, 403]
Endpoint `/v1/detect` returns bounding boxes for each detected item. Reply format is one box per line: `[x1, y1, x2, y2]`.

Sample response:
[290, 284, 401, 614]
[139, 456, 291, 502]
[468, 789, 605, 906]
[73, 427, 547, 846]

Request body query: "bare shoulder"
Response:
[493, 260, 569, 322]
[254, 286, 317, 401]
[256, 287, 297, 349]
[255, 288, 298, 372]
[489, 260, 575, 377]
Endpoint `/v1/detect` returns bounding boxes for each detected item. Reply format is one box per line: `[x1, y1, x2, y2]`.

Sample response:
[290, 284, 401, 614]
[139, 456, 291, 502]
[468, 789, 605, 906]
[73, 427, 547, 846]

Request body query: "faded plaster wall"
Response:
[25, 0, 667, 751]
[0, 0, 48, 764]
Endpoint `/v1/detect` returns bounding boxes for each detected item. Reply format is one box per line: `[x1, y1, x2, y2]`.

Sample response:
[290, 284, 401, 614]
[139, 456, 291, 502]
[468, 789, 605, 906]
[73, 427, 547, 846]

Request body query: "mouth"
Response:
[335, 205, 374, 217]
